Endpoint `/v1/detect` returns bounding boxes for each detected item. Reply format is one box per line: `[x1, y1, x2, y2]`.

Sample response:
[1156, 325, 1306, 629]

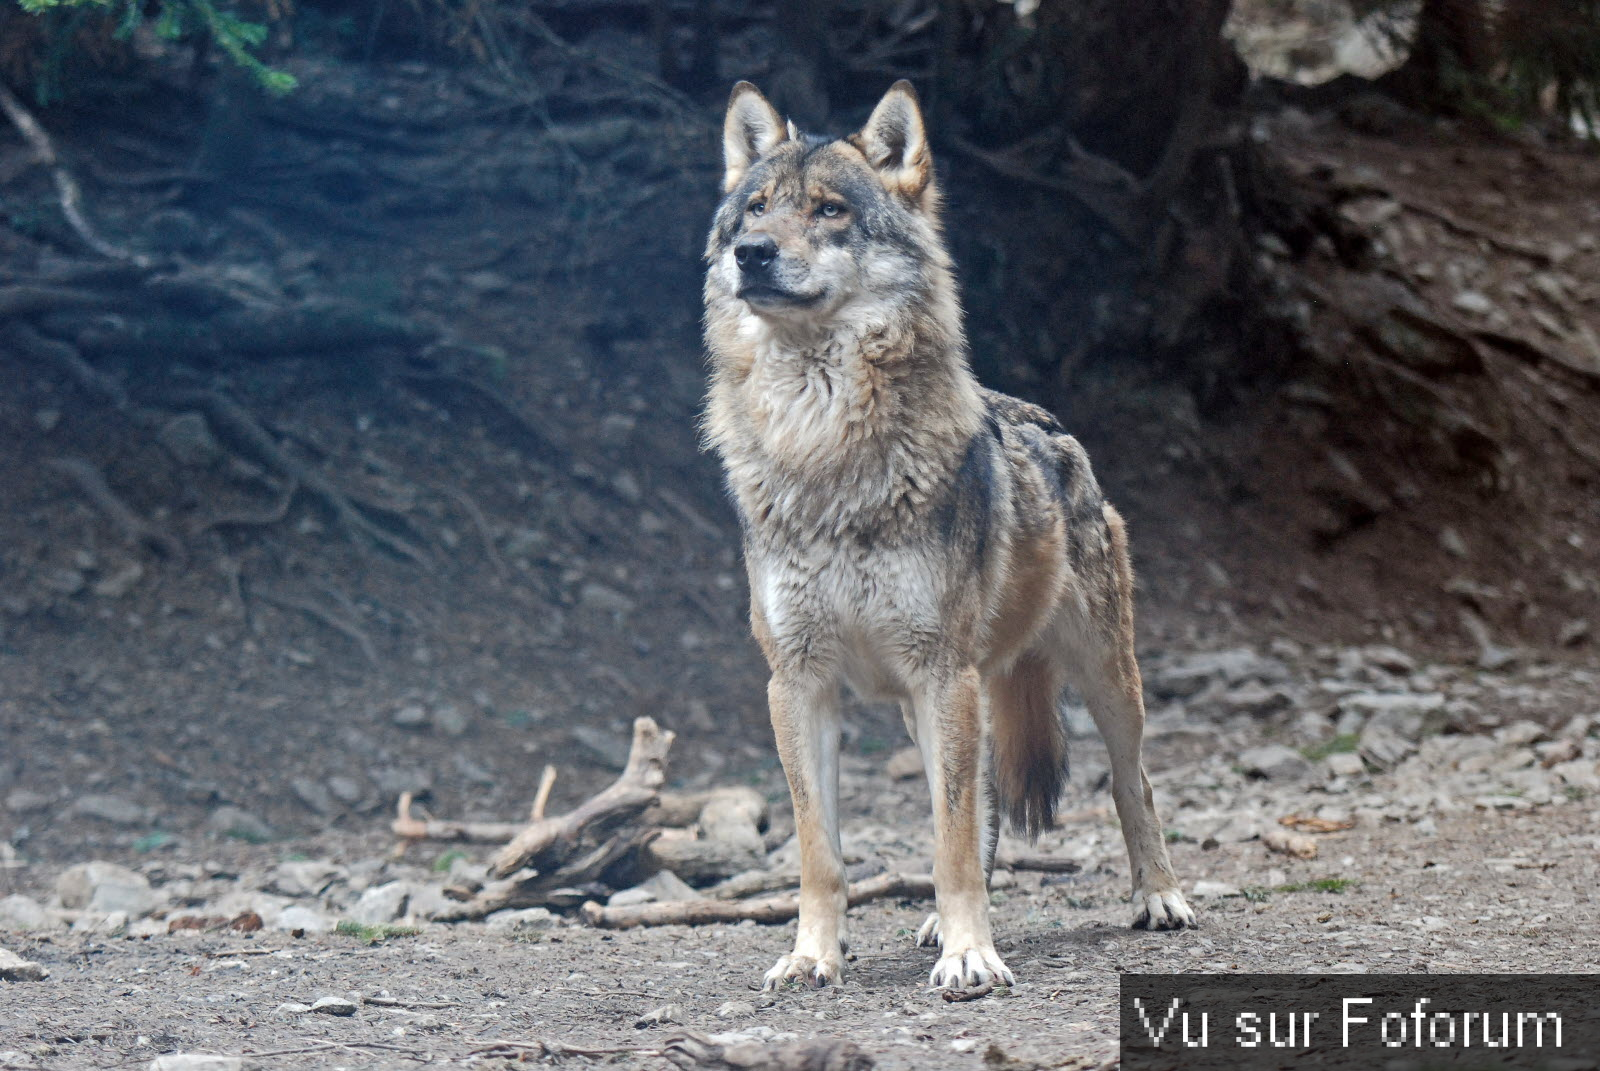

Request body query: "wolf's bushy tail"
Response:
[989, 649, 1069, 839]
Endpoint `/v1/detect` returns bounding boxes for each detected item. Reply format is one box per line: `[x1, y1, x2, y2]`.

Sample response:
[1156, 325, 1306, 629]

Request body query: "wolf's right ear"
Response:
[723, 82, 788, 193]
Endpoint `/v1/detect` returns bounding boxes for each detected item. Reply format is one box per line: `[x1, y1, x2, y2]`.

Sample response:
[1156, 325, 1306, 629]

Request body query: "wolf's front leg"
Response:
[914, 667, 1015, 989]
[762, 672, 847, 990]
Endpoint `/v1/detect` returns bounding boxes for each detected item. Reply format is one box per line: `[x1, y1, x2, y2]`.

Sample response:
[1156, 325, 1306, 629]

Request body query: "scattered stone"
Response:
[268, 859, 344, 898]
[91, 562, 145, 598]
[272, 905, 334, 933]
[1263, 829, 1318, 860]
[1451, 290, 1493, 316]
[0, 895, 61, 932]
[3, 789, 49, 814]
[1560, 619, 1592, 647]
[640, 870, 701, 903]
[71, 911, 129, 935]
[636, 1004, 683, 1028]
[72, 794, 150, 826]
[157, 413, 224, 469]
[56, 861, 158, 916]
[578, 581, 635, 615]
[392, 704, 429, 729]
[608, 886, 655, 908]
[349, 881, 411, 924]
[1326, 752, 1367, 779]
[432, 703, 470, 737]
[0, 947, 46, 981]
[886, 746, 924, 781]
[1221, 682, 1293, 716]
[274, 1002, 313, 1017]
[325, 776, 365, 805]
[208, 806, 272, 842]
[1361, 645, 1417, 675]
[289, 778, 337, 816]
[716, 1000, 756, 1019]
[1439, 527, 1468, 558]
[1148, 648, 1288, 698]
[1190, 880, 1243, 898]
[1358, 720, 1417, 771]
[310, 996, 358, 1017]
[1238, 744, 1314, 782]
[483, 907, 554, 932]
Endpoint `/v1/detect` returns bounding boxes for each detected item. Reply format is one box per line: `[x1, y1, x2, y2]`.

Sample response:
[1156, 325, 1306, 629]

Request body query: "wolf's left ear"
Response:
[851, 80, 931, 201]
[723, 82, 788, 193]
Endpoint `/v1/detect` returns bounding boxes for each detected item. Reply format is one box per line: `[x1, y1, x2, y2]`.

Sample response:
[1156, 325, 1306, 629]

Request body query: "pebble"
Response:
[716, 1000, 756, 1019]
[1191, 880, 1243, 898]
[3, 789, 50, 814]
[432, 703, 469, 736]
[268, 859, 345, 898]
[311, 996, 358, 1017]
[157, 413, 224, 468]
[71, 794, 150, 826]
[483, 907, 554, 932]
[0, 947, 46, 981]
[289, 778, 338, 815]
[349, 881, 411, 924]
[636, 1004, 683, 1028]
[392, 704, 429, 729]
[1326, 752, 1366, 779]
[274, 1002, 313, 1016]
[272, 905, 334, 933]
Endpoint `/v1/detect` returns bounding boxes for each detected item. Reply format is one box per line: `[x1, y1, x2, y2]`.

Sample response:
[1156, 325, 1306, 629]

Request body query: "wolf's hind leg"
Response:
[762, 672, 848, 989]
[1072, 507, 1195, 931]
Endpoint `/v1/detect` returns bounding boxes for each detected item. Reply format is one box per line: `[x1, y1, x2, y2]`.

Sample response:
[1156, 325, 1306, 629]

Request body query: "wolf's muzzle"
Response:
[734, 235, 779, 274]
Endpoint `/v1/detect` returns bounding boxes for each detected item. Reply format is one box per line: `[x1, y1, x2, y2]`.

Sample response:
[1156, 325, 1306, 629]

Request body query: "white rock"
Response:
[71, 911, 129, 935]
[56, 861, 158, 916]
[349, 881, 411, 924]
[484, 907, 554, 932]
[272, 905, 334, 933]
[1326, 752, 1366, 778]
[607, 887, 655, 908]
[274, 1002, 312, 1016]
[1191, 880, 1243, 898]
[208, 807, 272, 842]
[716, 1000, 756, 1019]
[0, 894, 64, 932]
[72, 795, 150, 825]
[0, 947, 47, 981]
[1238, 744, 1314, 781]
[267, 860, 344, 898]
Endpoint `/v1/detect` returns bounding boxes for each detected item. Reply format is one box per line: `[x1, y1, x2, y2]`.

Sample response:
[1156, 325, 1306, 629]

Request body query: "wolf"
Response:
[702, 80, 1196, 991]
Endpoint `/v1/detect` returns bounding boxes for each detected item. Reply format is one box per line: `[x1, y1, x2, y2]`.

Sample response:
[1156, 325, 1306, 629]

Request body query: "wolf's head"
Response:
[704, 81, 956, 335]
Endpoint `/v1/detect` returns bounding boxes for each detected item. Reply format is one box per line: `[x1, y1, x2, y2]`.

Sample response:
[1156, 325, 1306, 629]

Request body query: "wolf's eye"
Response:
[749, 200, 767, 216]
[819, 202, 846, 219]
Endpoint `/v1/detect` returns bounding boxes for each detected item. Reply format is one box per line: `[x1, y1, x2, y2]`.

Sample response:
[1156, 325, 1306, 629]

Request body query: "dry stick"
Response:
[250, 586, 379, 666]
[489, 716, 675, 878]
[942, 981, 996, 1003]
[530, 764, 558, 821]
[581, 871, 936, 930]
[0, 81, 150, 268]
[43, 457, 185, 561]
[162, 389, 430, 566]
[704, 867, 802, 901]
[996, 849, 1083, 874]
[393, 791, 525, 843]
[470, 1039, 659, 1058]
[362, 995, 459, 1009]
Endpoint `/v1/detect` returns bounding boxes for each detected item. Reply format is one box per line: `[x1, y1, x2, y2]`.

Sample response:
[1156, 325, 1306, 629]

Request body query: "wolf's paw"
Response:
[928, 944, 1015, 990]
[1132, 887, 1198, 931]
[914, 912, 942, 948]
[762, 949, 845, 991]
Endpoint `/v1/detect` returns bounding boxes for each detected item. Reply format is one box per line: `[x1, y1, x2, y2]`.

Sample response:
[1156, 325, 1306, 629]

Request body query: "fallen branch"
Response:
[392, 791, 525, 843]
[489, 716, 675, 878]
[580, 871, 935, 930]
[942, 981, 996, 1003]
[703, 867, 801, 901]
[995, 849, 1083, 874]
[530, 764, 557, 821]
[0, 80, 150, 267]
[44, 457, 185, 561]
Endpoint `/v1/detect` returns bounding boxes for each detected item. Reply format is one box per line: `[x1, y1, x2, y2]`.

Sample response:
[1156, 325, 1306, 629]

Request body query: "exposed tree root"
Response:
[43, 457, 185, 561]
[192, 479, 299, 536]
[158, 389, 431, 566]
[0, 81, 151, 267]
[2, 323, 128, 409]
[249, 585, 379, 665]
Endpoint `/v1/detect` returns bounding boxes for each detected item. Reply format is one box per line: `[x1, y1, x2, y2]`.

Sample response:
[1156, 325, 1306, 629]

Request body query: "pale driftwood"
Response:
[391, 792, 525, 845]
[489, 717, 675, 878]
[581, 871, 935, 930]
[437, 829, 656, 920]
[643, 786, 767, 882]
[530, 764, 557, 821]
[996, 849, 1084, 874]
[44, 456, 185, 560]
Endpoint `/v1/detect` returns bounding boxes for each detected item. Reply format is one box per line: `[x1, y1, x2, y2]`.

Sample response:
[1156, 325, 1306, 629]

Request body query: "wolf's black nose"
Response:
[735, 235, 778, 272]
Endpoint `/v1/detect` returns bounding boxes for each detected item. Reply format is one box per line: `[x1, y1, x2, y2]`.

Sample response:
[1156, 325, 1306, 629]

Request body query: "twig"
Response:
[581, 871, 935, 930]
[363, 995, 459, 1009]
[704, 867, 801, 901]
[0, 81, 151, 267]
[250, 585, 379, 665]
[44, 456, 185, 560]
[469, 1038, 660, 1058]
[530, 764, 557, 821]
[995, 849, 1083, 874]
[393, 791, 525, 843]
[942, 981, 996, 1002]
